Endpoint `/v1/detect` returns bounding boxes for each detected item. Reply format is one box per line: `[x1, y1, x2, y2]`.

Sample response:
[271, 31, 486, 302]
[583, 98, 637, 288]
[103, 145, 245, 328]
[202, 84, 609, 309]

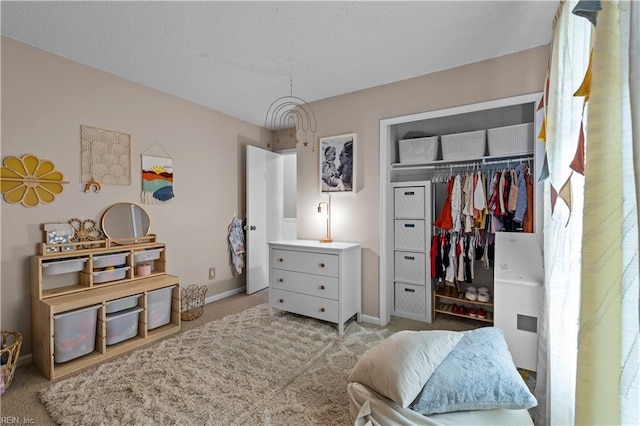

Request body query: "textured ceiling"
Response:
[1, 1, 557, 127]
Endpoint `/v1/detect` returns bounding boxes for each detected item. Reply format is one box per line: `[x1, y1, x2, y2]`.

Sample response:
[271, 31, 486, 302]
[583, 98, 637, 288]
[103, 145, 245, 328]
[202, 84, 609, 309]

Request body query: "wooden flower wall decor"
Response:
[0, 154, 68, 207]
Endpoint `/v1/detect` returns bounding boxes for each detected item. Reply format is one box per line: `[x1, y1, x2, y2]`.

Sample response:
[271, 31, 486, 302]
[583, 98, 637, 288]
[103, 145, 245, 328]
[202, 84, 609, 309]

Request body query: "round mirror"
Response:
[101, 203, 151, 240]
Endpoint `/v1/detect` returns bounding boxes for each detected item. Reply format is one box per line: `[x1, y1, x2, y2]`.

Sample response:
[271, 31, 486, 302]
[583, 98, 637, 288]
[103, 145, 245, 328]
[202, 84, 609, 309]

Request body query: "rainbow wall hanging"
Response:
[141, 155, 174, 204]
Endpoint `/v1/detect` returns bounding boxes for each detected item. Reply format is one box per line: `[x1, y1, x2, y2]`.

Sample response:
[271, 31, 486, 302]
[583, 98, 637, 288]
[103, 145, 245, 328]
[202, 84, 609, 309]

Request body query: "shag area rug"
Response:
[40, 304, 392, 425]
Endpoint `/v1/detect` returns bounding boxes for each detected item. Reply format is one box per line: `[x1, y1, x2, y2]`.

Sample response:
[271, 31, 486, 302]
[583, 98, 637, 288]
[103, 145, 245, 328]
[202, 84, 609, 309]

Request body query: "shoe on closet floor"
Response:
[464, 286, 477, 301]
[477, 287, 490, 302]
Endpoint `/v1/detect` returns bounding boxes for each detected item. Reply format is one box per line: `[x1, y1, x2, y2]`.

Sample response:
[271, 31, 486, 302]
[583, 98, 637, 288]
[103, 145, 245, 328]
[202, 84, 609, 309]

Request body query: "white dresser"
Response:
[268, 240, 361, 335]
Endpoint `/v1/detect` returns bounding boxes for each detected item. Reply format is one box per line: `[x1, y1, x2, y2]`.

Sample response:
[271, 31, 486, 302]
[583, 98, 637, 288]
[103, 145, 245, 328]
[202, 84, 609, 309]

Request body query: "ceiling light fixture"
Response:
[264, 78, 317, 151]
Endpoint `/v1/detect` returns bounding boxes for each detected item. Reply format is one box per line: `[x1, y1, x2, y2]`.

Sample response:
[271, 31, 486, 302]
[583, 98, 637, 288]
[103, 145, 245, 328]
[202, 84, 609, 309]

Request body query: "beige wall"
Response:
[1, 36, 550, 356]
[1, 37, 271, 354]
[297, 44, 550, 319]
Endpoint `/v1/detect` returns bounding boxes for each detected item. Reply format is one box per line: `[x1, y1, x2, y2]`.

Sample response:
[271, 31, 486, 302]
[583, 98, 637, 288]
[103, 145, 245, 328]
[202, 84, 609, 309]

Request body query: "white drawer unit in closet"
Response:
[392, 181, 432, 323]
[268, 240, 361, 335]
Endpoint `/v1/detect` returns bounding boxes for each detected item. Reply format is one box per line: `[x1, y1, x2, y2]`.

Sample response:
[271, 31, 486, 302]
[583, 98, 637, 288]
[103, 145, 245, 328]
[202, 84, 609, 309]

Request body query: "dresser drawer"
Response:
[272, 289, 339, 323]
[394, 186, 425, 218]
[271, 249, 338, 277]
[272, 269, 339, 300]
[394, 219, 426, 251]
[394, 251, 426, 285]
[394, 282, 427, 317]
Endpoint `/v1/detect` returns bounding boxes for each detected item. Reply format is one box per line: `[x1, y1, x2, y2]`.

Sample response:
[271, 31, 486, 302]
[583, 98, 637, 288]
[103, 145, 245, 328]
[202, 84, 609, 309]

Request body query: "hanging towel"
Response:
[228, 217, 245, 275]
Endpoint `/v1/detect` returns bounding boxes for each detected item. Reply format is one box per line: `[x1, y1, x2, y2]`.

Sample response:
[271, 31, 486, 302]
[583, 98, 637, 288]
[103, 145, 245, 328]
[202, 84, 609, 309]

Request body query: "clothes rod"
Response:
[433, 155, 534, 169]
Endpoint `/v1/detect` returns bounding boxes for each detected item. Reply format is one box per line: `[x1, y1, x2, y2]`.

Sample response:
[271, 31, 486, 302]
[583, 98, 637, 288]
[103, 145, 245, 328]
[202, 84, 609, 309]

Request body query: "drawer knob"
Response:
[319, 263, 325, 268]
[279, 298, 284, 303]
[320, 285, 325, 290]
[320, 307, 325, 313]
[279, 258, 284, 262]
[279, 278, 284, 282]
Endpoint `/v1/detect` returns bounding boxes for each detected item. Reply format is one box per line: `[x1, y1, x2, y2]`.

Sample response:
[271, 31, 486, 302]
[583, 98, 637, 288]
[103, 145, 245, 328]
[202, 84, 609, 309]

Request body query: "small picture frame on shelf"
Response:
[319, 133, 356, 193]
[43, 223, 76, 253]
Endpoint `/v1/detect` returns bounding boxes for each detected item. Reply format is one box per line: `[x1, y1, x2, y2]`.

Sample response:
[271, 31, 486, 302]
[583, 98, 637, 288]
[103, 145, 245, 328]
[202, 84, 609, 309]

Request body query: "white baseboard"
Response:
[204, 287, 246, 305]
[17, 353, 32, 367]
[360, 314, 380, 325]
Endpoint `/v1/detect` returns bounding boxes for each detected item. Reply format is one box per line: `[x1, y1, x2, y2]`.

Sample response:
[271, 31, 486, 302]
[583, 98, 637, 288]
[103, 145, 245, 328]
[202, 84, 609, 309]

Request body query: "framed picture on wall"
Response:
[319, 133, 356, 193]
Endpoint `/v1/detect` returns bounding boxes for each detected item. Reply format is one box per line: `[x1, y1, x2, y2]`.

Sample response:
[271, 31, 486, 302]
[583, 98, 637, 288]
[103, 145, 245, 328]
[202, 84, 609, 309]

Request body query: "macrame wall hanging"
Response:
[81, 125, 131, 192]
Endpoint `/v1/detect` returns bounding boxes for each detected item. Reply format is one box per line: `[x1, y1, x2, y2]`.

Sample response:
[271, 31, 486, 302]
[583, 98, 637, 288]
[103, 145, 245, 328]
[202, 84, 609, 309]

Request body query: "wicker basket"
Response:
[487, 123, 534, 156]
[180, 285, 208, 321]
[441, 130, 486, 161]
[1, 331, 22, 394]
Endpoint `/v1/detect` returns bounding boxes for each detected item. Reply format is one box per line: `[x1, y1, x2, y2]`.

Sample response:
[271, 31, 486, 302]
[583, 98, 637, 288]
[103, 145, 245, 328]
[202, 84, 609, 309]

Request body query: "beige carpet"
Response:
[40, 304, 392, 425]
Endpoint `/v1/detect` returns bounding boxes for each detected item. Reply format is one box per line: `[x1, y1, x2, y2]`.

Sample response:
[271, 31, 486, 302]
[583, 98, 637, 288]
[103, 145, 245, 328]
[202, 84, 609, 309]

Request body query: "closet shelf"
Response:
[391, 152, 533, 171]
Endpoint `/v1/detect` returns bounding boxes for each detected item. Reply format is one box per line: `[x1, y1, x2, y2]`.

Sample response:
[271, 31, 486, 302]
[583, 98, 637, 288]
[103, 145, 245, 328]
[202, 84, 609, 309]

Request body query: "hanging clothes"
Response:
[514, 164, 528, 224]
[430, 234, 441, 279]
[433, 177, 454, 230]
[451, 175, 463, 233]
[228, 217, 245, 275]
[523, 171, 534, 233]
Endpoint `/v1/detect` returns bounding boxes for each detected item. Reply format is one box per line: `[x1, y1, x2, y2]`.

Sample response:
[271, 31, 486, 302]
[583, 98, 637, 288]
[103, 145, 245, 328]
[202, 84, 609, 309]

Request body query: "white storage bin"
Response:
[398, 136, 439, 163]
[106, 294, 142, 314]
[93, 266, 131, 284]
[53, 305, 100, 363]
[494, 233, 543, 371]
[441, 129, 486, 161]
[134, 248, 164, 263]
[394, 251, 426, 284]
[93, 253, 128, 269]
[395, 282, 426, 317]
[106, 307, 143, 345]
[394, 187, 425, 218]
[394, 219, 426, 251]
[42, 258, 88, 276]
[147, 286, 175, 330]
[487, 122, 534, 156]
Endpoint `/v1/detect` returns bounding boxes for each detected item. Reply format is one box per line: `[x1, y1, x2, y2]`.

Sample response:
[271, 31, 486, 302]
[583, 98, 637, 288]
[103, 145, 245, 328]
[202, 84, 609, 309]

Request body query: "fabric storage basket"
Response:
[105, 307, 143, 345]
[53, 305, 100, 363]
[394, 282, 426, 317]
[441, 130, 486, 161]
[394, 252, 427, 285]
[487, 122, 534, 156]
[147, 286, 175, 330]
[398, 136, 439, 163]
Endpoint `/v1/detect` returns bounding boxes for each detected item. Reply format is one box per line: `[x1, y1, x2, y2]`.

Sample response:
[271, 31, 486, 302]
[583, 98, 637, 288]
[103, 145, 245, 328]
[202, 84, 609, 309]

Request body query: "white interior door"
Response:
[246, 145, 283, 294]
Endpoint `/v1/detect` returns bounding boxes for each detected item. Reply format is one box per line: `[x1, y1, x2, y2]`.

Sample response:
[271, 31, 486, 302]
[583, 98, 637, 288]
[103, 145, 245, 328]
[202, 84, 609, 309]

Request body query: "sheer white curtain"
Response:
[536, 1, 640, 424]
[534, 3, 590, 425]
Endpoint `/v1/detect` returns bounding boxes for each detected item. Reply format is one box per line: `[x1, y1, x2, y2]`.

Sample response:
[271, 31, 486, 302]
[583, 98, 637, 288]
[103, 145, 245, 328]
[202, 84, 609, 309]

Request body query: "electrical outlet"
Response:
[209, 267, 216, 280]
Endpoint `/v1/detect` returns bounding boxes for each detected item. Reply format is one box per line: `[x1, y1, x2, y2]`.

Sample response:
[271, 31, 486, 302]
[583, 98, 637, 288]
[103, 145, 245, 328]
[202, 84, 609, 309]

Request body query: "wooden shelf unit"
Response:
[31, 242, 180, 381]
[432, 291, 494, 324]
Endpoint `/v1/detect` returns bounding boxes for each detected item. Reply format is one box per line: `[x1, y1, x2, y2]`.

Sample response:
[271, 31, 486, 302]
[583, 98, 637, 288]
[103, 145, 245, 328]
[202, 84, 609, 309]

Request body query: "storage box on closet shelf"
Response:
[487, 123, 534, 156]
[441, 130, 486, 161]
[398, 136, 439, 163]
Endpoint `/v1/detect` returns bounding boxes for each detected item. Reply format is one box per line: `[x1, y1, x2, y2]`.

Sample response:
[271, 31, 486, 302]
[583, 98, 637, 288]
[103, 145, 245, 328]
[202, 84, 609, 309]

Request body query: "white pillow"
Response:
[348, 330, 463, 408]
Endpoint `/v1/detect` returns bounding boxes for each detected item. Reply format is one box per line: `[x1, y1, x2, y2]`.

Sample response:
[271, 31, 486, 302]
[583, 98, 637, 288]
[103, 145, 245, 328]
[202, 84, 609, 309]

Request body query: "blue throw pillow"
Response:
[410, 327, 537, 415]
